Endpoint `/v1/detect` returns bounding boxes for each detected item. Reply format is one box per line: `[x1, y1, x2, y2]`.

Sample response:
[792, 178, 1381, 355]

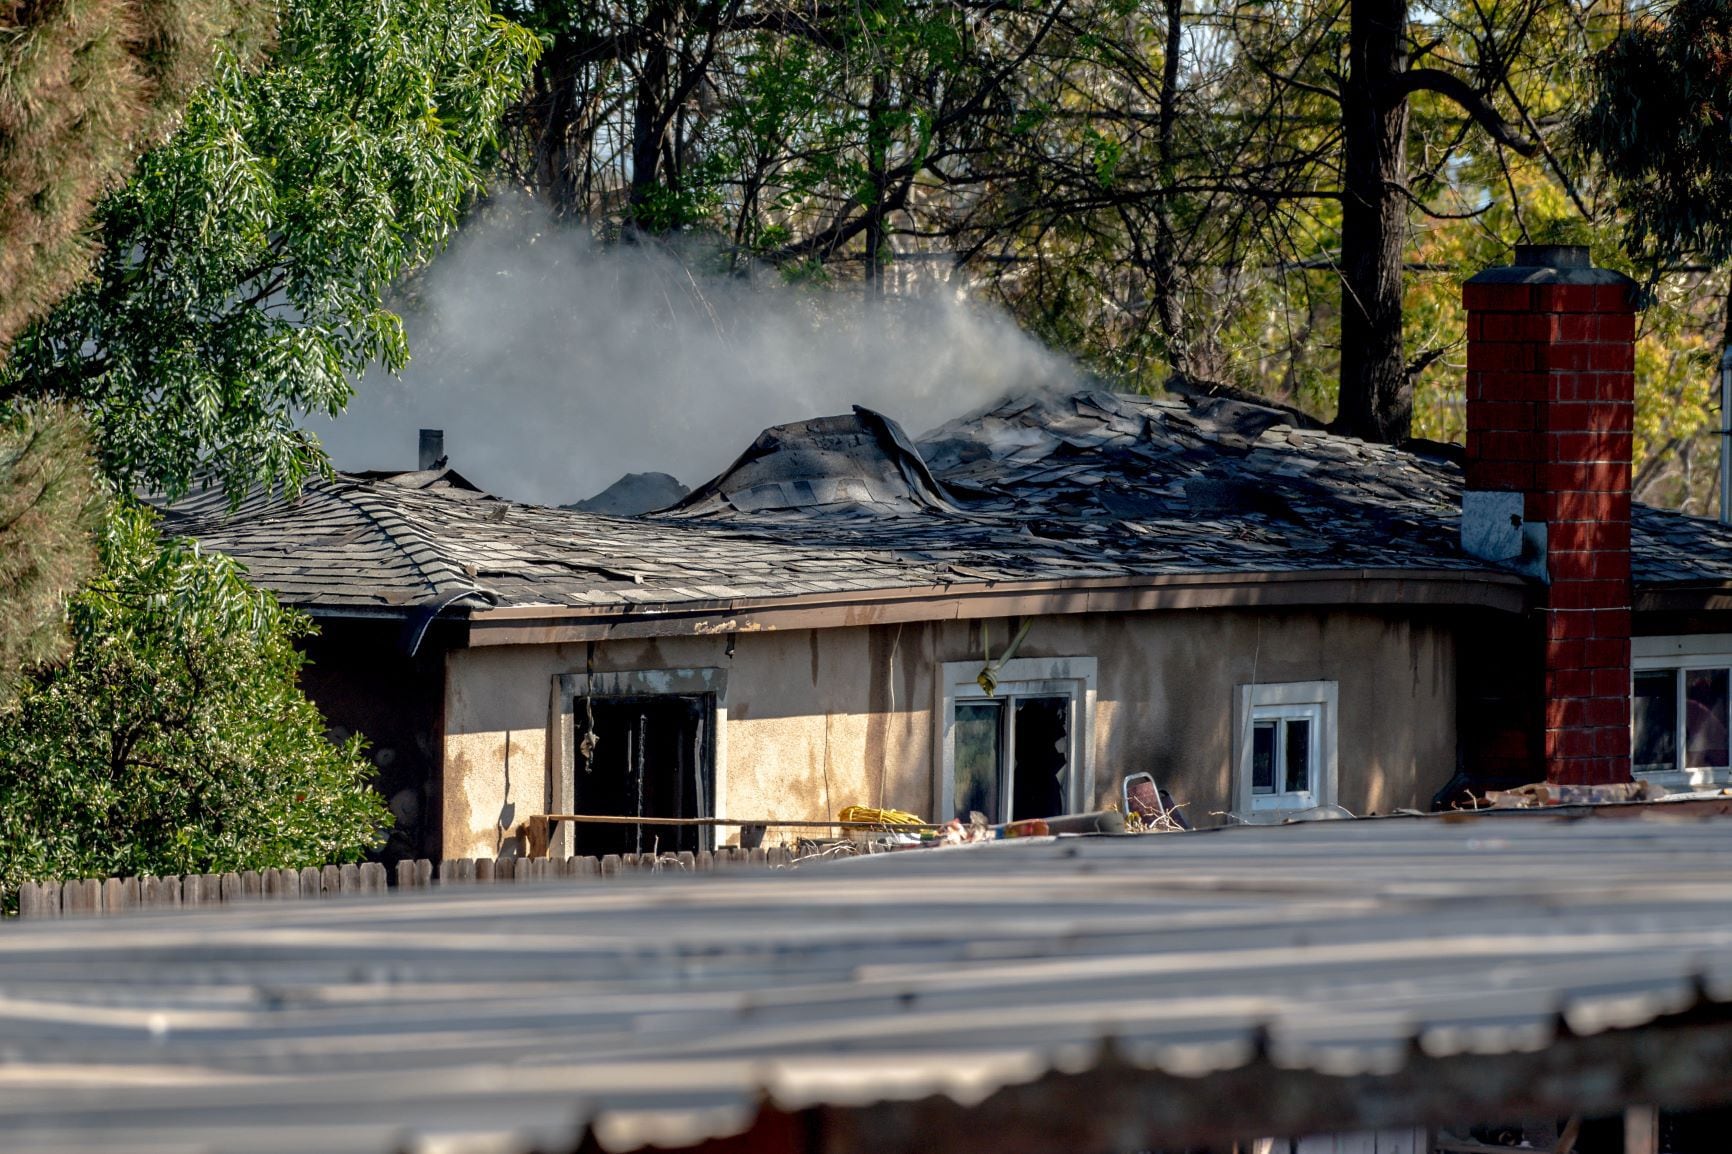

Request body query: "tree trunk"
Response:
[629, 0, 675, 230]
[529, 42, 583, 217]
[864, 67, 891, 296]
[1151, 0, 1186, 373]
[1336, 0, 1411, 443]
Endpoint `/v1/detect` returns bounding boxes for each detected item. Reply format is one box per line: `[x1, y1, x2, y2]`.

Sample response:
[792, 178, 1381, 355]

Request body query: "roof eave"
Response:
[458, 568, 1528, 647]
[1635, 584, 1732, 615]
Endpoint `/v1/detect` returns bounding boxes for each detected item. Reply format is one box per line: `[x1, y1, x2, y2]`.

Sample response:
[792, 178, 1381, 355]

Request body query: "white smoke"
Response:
[313, 199, 1078, 505]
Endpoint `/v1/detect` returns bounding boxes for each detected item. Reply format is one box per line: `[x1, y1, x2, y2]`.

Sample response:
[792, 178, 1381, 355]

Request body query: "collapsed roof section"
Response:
[564, 472, 690, 516]
[156, 389, 1732, 633]
[669, 406, 960, 517]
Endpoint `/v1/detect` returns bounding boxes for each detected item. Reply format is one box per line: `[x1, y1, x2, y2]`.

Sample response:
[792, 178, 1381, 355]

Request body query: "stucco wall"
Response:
[440, 608, 1457, 857]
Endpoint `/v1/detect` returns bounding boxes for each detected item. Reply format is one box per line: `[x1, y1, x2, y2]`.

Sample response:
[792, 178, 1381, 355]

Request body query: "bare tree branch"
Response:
[1395, 68, 1538, 156]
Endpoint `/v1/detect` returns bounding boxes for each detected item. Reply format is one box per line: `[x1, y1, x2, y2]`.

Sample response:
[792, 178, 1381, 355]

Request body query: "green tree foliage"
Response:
[1570, 0, 1732, 511]
[1581, 0, 1732, 265]
[0, 0, 539, 882]
[391, 0, 1732, 508]
[0, 501, 388, 892]
[0, 406, 102, 704]
[2, 0, 540, 500]
[1, 0, 267, 707]
[488, 0, 1600, 439]
[0, 0, 272, 360]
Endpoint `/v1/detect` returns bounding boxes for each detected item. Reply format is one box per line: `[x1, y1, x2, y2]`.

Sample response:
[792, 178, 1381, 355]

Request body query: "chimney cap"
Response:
[1512, 244, 1590, 270]
[1465, 247, 1634, 289]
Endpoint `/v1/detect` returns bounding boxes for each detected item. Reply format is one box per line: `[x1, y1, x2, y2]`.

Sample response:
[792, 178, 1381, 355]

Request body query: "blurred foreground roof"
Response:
[7, 815, 1732, 1152]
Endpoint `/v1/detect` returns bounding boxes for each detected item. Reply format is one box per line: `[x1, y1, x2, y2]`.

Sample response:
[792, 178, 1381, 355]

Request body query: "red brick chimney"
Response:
[1461, 245, 1638, 786]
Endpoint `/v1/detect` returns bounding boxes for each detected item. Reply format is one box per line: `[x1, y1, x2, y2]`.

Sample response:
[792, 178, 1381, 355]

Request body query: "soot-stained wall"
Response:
[438, 608, 1459, 858]
[299, 619, 449, 863]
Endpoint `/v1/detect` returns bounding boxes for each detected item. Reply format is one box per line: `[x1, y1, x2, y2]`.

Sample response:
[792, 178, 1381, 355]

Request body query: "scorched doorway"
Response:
[573, 694, 714, 856]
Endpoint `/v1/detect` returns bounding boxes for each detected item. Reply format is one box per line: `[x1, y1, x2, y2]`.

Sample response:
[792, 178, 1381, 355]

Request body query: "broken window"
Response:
[950, 694, 1071, 823]
[940, 657, 1094, 826]
[573, 694, 713, 856]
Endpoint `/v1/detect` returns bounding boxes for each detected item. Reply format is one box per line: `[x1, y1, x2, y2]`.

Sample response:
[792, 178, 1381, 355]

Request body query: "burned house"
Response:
[163, 246, 1732, 860]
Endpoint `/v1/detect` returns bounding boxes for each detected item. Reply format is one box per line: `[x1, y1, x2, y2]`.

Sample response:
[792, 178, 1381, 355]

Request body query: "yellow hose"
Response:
[837, 805, 927, 829]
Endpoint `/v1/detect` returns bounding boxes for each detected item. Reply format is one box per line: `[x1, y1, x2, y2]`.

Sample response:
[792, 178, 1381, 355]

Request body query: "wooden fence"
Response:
[9, 846, 797, 919]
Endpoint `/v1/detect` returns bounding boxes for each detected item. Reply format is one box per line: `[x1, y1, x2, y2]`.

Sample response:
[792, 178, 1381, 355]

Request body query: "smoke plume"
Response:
[313, 200, 1078, 505]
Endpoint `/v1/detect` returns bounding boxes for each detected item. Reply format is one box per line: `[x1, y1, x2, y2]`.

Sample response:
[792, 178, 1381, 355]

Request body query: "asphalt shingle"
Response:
[157, 389, 1732, 615]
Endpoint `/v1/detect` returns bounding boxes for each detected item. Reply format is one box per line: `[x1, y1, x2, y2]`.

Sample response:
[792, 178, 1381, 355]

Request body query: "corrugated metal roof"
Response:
[7, 817, 1732, 1152]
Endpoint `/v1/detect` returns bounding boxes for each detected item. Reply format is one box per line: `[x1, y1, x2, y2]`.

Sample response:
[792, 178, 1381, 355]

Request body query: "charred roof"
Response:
[158, 388, 1732, 625]
[564, 472, 691, 517]
[670, 407, 959, 517]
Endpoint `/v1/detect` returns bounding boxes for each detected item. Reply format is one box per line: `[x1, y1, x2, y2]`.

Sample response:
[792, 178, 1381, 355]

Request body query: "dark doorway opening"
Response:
[573, 694, 713, 855]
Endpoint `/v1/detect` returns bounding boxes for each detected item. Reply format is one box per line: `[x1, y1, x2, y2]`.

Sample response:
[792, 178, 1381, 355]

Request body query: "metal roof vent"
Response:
[419, 429, 445, 471]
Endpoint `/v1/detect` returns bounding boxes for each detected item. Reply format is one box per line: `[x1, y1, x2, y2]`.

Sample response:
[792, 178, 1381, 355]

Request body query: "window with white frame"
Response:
[1633, 636, 1732, 784]
[1234, 681, 1339, 815]
[937, 657, 1096, 824]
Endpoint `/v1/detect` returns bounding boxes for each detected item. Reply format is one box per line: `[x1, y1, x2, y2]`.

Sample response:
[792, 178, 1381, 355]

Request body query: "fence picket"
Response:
[18, 881, 57, 919]
[62, 879, 98, 916]
[6, 839, 804, 922]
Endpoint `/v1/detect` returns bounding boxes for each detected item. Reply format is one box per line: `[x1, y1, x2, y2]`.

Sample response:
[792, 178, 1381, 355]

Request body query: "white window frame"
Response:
[1234, 681, 1339, 817]
[936, 657, 1096, 823]
[1632, 634, 1732, 788]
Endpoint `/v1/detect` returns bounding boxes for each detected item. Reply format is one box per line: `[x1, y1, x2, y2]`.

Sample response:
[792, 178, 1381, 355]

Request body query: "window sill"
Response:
[1237, 797, 1324, 824]
[1636, 767, 1732, 792]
